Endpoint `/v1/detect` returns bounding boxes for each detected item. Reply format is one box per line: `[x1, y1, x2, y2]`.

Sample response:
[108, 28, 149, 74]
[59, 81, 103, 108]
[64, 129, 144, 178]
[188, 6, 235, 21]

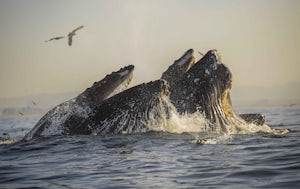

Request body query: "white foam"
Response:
[194, 134, 233, 144]
[166, 111, 212, 133]
[145, 95, 289, 138]
[227, 119, 289, 135]
[145, 96, 212, 134]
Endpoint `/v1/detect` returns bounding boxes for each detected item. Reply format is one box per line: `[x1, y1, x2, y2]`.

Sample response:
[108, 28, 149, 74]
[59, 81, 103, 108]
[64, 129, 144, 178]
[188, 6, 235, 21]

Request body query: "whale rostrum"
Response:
[24, 49, 289, 140]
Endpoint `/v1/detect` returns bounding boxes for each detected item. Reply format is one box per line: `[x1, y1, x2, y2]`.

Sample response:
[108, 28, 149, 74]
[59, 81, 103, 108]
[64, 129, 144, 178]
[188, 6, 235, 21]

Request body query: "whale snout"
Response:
[205, 49, 222, 63]
[115, 65, 134, 76]
[123, 65, 134, 73]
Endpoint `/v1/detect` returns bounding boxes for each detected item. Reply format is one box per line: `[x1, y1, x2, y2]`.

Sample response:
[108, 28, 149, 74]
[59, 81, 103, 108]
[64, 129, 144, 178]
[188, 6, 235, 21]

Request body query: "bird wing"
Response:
[68, 35, 73, 46]
[71, 25, 84, 33]
[45, 36, 65, 42]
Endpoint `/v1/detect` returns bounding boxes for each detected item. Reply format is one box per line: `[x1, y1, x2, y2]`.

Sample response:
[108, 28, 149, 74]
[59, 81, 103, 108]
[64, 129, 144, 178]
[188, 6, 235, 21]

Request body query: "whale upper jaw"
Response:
[81, 65, 134, 103]
[161, 49, 195, 87]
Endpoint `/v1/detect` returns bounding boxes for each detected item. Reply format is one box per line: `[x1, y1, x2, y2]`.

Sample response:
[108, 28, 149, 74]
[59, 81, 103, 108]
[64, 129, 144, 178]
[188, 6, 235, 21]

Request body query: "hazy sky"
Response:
[0, 0, 299, 98]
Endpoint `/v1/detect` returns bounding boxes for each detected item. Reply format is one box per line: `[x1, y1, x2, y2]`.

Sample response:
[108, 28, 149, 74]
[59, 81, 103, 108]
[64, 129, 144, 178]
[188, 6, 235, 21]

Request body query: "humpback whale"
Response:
[60, 79, 170, 136]
[25, 79, 170, 139]
[25, 49, 288, 140]
[167, 50, 288, 134]
[24, 65, 134, 140]
[169, 50, 270, 130]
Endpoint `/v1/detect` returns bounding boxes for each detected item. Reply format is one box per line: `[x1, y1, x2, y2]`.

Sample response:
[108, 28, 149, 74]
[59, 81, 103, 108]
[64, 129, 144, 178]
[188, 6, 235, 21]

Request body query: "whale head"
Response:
[170, 50, 233, 131]
[80, 65, 134, 103]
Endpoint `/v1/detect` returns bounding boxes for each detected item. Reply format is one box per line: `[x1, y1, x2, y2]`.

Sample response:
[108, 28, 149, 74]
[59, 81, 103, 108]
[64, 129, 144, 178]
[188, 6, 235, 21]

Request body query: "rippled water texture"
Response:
[1, 108, 300, 188]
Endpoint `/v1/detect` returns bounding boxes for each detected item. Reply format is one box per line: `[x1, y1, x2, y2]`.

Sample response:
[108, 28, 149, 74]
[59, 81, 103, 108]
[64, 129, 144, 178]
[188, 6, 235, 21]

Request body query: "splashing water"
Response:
[227, 119, 289, 135]
[145, 95, 212, 134]
[145, 95, 289, 144]
[3, 93, 289, 145]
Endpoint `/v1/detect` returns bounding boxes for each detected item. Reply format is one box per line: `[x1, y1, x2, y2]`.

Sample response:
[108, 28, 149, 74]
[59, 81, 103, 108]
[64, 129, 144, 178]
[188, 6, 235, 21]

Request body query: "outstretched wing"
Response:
[71, 25, 84, 33]
[68, 25, 83, 46]
[45, 36, 65, 42]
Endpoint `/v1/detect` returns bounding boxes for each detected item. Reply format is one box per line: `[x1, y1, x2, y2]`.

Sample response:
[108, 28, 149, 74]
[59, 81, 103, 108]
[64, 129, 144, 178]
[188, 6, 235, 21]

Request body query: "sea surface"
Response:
[0, 108, 299, 188]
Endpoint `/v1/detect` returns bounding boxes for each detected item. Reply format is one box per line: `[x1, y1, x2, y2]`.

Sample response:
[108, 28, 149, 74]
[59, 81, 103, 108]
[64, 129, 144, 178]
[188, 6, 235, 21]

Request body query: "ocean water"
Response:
[0, 108, 299, 188]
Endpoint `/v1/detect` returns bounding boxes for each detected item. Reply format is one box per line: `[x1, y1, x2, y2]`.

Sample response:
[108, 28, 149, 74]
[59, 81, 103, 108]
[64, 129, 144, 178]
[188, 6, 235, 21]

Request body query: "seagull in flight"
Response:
[45, 25, 84, 46]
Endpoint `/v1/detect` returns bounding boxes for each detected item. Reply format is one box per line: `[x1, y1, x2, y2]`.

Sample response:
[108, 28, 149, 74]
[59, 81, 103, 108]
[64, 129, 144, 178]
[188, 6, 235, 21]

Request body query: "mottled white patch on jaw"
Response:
[118, 70, 130, 76]
[205, 69, 210, 75]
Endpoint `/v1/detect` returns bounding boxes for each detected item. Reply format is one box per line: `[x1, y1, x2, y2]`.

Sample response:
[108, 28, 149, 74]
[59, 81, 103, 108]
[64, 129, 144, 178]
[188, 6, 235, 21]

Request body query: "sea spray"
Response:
[146, 95, 213, 134]
[227, 117, 289, 135]
[166, 110, 213, 134]
[145, 94, 289, 144]
[194, 134, 233, 144]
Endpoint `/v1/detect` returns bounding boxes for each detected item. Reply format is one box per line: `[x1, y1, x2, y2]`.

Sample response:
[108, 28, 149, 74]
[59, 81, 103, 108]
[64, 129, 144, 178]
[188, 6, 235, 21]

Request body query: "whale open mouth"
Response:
[200, 50, 233, 119]
[191, 50, 233, 130]
[169, 50, 234, 132]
